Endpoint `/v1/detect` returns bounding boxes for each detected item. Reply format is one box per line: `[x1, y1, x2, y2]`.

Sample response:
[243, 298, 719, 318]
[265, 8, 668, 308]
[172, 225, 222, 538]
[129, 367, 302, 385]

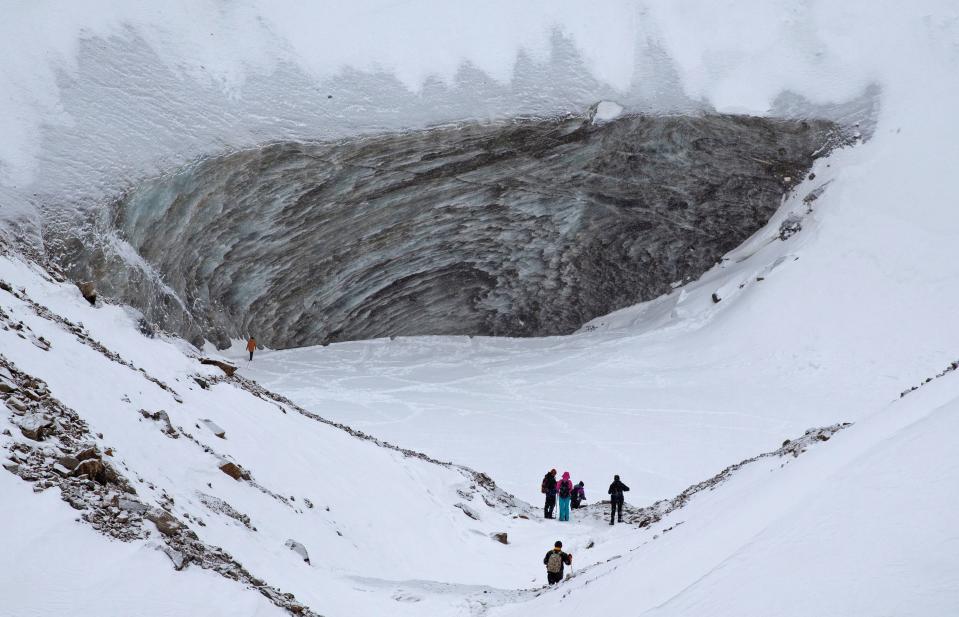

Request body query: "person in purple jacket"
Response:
[570, 481, 586, 509]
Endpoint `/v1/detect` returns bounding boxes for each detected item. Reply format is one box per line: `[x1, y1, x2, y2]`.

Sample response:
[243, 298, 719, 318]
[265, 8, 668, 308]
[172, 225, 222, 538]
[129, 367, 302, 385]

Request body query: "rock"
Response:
[57, 455, 81, 471]
[76, 448, 99, 462]
[117, 498, 150, 514]
[491, 532, 508, 545]
[218, 461, 247, 481]
[6, 397, 28, 412]
[52, 463, 73, 476]
[145, 509, 184, 537]
[0, 376, 17, 393]
[454, 503, 481, 520]
[711, 293, 721, 304]
[284, 539, 311, 564]
[77, 281, 97, 306]
[18, 413, 54, 441]
[74, 459, 106, 482]
[2, 461, 19, 473]
[199, 358, 237, 377]
[201, 419, 226, 439]
[779, 214, 803, 240]
[101, 462, 119, 484]
[140, 410, 177, 437]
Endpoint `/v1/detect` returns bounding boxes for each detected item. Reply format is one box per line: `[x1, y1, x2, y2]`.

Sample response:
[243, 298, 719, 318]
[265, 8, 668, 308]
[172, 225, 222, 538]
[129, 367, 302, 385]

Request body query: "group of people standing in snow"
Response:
[540, 469, 586, 521]
[540, 471, 631, 585]
[541, 469, 630, 525]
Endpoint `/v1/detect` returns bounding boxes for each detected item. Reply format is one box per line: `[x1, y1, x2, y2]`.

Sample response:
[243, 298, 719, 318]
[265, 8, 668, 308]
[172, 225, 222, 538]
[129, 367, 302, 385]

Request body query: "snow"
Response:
[591, 100, 624, 123]
[242, 116, 959, 507]
[0, 471, 283, 617]
[0, 254, 634, 615]
[490, 371, 959, 617]
[2, 0, 959, 615]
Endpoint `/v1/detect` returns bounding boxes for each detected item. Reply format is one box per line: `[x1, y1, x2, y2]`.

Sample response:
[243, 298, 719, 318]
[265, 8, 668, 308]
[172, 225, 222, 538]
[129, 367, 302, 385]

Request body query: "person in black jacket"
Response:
[541, 469, 558, 519]
[543, 540, 573, 585]
[607, 474, 630, 525]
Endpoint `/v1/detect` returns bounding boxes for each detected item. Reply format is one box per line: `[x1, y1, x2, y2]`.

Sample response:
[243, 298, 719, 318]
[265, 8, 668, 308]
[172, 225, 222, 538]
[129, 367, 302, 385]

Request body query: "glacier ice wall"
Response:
[55, 111, 841, 348]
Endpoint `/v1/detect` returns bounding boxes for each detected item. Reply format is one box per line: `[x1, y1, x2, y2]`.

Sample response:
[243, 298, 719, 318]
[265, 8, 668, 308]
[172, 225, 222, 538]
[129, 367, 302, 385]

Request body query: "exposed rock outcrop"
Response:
[56, 112, 847, 349]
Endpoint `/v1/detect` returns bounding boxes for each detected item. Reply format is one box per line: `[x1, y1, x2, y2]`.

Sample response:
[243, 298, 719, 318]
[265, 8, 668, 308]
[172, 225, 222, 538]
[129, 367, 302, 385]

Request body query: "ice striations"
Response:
[56, 112, 843, 349]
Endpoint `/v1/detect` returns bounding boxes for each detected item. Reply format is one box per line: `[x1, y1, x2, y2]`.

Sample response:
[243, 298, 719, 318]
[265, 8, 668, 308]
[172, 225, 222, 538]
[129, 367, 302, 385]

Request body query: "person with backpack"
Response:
[246, 336, 257, 362]
[556, 471, 574, 521]
[608, 474, 630, 525]
[571, 481, 586, 509]
[541, 469, 558, 519]
[543, 540, 573, 585]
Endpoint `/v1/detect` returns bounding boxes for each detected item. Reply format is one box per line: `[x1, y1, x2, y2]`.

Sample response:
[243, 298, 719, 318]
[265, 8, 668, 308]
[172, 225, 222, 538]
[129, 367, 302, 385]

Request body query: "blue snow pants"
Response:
[558, 497, 571, 521]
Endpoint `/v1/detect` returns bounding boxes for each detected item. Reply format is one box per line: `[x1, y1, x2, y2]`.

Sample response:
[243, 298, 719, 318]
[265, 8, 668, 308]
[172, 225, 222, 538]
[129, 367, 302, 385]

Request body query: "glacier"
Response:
[1, 1, 959, 617]
[54, 112, 842, 348]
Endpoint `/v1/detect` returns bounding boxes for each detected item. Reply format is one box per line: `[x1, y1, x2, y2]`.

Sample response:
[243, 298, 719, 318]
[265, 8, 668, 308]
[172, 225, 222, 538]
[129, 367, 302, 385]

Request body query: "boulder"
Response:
[57, 455, 81, 471]
[74, 458, 106, 482]
[76, 447, 99, 461]
[199, 358, 237, 377]
[139, 410, 178, 437]
[454, 502, 481, 520]
[77, 281, 97, 306]
[117, 498, 150, 514]
[18, 413, 54, 441]
[218, 461, 248, 481]
[5, 397, 28, 412]
[491, 532, 508, 545]
[284, 539, 311, 564]
[146, 509, 184, 537]
[201, 419, 226, 439]
[0, 376, 17, 393]
[162, 547, 187, 570]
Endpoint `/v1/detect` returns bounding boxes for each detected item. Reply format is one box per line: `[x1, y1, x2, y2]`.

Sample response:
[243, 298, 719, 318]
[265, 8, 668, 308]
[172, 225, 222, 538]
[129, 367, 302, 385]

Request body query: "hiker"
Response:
[571, 481, 586, 509]
[246, 336, 257, 362]
[541, 469, 558, 519]
[556, 471, 573, 521]
[543, 541, 573, 585]
[608, 474, 630, 525]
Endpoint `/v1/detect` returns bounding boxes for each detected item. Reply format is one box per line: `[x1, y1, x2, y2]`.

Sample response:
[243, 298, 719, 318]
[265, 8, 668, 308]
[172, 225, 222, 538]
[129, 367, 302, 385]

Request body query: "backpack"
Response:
[559, 480, 571, 499]
[546, 551, 565, 573]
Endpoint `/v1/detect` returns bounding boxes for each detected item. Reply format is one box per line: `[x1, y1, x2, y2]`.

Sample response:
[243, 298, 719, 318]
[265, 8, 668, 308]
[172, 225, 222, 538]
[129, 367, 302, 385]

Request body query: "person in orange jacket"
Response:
[246, 336, 257, 362]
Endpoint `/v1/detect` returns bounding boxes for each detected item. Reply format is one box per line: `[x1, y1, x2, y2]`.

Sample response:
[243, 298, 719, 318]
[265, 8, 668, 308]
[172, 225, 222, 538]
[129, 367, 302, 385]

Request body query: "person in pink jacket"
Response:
[556, 471, 574, 521]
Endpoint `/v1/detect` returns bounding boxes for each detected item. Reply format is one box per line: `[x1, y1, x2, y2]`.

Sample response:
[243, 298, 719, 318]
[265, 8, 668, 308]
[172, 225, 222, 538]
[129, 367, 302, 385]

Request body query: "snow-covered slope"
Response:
[243, 110, 959, 508]
[0, 253, 619, 616]
[490, 371, 959, 617]
[5, 247, 956, 616]
[2, 1, 958, 616]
